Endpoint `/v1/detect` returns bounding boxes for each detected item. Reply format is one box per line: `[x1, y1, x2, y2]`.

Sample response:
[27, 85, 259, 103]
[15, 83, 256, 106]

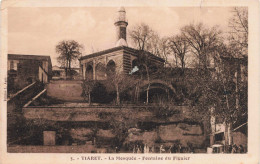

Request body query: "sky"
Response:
[8, 7, 234, 67]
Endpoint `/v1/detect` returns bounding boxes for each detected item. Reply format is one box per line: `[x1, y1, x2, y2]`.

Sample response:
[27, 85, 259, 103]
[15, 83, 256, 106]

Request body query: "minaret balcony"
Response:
[114, 18, 128, 24]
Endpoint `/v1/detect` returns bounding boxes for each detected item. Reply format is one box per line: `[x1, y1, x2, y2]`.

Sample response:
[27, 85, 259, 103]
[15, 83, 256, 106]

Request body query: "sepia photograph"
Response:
[6, 5, 249, 154]
[1, 0, 259, 163]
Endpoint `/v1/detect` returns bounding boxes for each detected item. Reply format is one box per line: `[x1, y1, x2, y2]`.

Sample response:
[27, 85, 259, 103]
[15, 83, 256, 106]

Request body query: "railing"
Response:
[23, 89, 47, 107]
[7, 82, 36, 102]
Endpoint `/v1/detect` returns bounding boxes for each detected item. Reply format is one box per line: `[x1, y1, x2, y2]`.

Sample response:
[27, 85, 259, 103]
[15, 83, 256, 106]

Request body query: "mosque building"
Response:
[79, 7, 164, 81]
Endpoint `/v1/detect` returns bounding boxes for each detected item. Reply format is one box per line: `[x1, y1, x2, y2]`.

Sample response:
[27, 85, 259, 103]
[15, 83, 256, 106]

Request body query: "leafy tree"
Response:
[212, 43, 248, 146]
[56, 40, 83, 77]
[186, 42, 247, 146]
[218, 7, 248, 145]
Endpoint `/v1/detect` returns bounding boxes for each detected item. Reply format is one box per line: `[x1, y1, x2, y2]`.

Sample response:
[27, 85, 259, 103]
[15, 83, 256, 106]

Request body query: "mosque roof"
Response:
[79, 46, 165, 62]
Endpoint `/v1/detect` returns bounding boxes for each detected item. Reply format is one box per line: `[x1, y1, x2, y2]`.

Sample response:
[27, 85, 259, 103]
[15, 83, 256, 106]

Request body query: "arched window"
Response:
[130, 59, 140, 75]
[86, 64, 93, 80]
[95, 62, 106, 80]
[106, 60, 116, 77]
[132, 59, 138, 69]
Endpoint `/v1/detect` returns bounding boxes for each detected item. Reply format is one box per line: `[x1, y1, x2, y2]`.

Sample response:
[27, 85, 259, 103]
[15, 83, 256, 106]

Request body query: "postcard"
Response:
[0, 0, 259, 163]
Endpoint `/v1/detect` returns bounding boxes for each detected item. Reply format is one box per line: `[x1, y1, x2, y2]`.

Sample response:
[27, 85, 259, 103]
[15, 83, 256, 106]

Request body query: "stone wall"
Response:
[23, 107, 153, 122]
[22, 106, 192, 122]
[124, 123, 204, 147]
[22, 105, 206, 148]
[158, 124, 204, 147]
[46, 80, 83, 101]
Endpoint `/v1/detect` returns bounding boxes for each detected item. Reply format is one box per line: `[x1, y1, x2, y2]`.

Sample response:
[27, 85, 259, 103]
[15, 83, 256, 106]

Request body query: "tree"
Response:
[134, 50, 155, 104]
[228, 7, 248, 57]
[181, 23, 222, 70]
[129, 23, 170, 62]
[211, 44, 247, 146]
[82, 80, 97, 105]
[104, 67, 135, 105]
[186, 42, 247, 147]
[130, 23, 167, 104]
[222, 7, 248, 145]
[129, 23, 158, 52]
[56, 40, 83, 77]
[178, 23, 224, 143]
[157, 37, 172, 66]
[168, 34, 189, 75]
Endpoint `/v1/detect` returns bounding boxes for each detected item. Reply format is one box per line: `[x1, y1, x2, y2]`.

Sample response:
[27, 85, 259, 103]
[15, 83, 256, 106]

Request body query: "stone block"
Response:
[158, 124, 182, 141]
[96, 129, 115, 138]
[43, 131, 56, 145]
[158, 124, 205, 147]
[70, 128, 94, 141]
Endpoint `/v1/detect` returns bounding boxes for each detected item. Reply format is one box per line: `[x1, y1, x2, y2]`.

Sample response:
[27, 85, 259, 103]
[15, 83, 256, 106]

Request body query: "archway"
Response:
[139, 87, 168, 103]
[95, 62, 106, 80]
[106, 60, 116, 77]
[85, 64, 93, 80]
[138, 80, 176, 103]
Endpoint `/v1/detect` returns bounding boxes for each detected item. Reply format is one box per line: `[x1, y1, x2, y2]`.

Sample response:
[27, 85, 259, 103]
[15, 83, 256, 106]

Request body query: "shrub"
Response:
[151, 96, 180, 119]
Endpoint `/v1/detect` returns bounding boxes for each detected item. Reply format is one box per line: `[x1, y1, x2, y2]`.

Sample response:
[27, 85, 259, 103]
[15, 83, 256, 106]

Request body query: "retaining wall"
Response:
[46, 80, 83, 101]
[22, 106, 190, 122]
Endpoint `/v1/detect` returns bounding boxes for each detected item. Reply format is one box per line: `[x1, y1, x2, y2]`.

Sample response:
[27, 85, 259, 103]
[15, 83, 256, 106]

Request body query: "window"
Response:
[10, 60, 14, 70]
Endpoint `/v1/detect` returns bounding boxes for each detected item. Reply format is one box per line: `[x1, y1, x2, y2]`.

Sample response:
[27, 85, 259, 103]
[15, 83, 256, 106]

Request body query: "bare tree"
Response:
[130, 23, 169, 104]
[181, 23, 222, 70]
[228, 7, 248, 57]
[168, 34, 189, 74]
[82, 80, 97, 105]
[129, 23, 157, 52]
[179, 23, 225, 143]
[157, 37, 171, 66]
[146, 33, 160, 56]
[135, 50, 156, 104]
[56, 40, 83, 77]
[104, 68, 135, 105]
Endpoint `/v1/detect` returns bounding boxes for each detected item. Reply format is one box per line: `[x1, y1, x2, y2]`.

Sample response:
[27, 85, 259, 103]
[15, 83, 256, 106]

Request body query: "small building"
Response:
[8, 54, 52, 93]
[52, 66, 81, 80]
[52, 66, 66, 79]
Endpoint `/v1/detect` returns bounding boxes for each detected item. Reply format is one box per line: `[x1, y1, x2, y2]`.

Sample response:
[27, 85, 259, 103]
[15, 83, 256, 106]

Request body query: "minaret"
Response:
[115, 7, 128, 47]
